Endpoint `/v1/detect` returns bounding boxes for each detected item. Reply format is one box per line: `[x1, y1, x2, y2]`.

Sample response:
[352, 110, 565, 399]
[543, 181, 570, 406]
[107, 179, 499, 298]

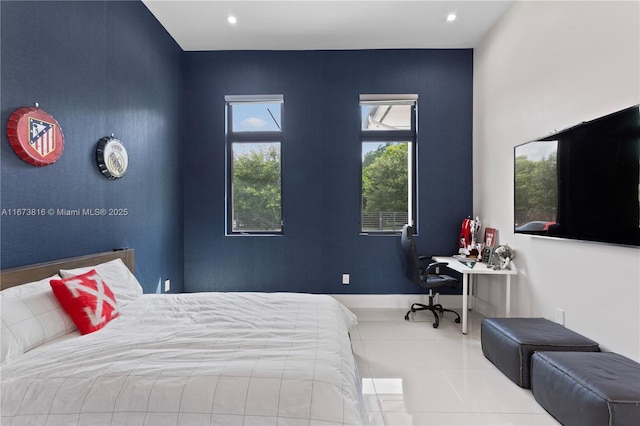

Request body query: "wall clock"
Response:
[6, 105, 64, 166]
[96, 135, 128, 179]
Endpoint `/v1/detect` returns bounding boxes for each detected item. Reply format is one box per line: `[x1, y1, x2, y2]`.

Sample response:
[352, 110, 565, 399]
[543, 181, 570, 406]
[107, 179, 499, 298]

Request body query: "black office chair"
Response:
[401, 224, 461, 328]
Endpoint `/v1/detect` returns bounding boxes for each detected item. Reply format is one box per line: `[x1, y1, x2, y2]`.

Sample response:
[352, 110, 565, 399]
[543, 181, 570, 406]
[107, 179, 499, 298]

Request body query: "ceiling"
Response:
[141, 1, 514, 51]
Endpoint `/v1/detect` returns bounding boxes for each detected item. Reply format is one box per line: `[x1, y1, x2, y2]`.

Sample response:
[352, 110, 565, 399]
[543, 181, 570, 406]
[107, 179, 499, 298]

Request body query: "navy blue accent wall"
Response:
[1, 1, 184, 293]
[183, 50, 472, 294]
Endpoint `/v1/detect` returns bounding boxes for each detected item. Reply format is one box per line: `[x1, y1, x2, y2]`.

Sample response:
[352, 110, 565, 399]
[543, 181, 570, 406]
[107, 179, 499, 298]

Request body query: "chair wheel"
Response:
[455, 318, 461, 323]
[404, 314, 410, 321]
[432, 323, 439, 328]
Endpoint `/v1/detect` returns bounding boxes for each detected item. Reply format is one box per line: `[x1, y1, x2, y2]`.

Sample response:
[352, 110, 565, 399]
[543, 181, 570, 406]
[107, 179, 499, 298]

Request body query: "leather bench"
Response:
[481, 317, 599, 388]
[531, 351, 640, 426]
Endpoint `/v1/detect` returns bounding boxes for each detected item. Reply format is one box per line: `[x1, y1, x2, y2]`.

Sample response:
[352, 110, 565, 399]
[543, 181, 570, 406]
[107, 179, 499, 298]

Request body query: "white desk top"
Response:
[433, 256, 517, 275]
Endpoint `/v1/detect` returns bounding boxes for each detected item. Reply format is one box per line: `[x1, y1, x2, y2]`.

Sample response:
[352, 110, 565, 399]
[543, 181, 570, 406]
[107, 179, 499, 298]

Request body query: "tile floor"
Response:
[349, 308, 560, 426]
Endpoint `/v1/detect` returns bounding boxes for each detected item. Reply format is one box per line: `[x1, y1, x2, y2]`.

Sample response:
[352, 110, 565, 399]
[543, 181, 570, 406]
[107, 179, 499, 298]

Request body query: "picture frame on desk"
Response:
[481, 246, 494, 264]
[484, 227, 497, 248]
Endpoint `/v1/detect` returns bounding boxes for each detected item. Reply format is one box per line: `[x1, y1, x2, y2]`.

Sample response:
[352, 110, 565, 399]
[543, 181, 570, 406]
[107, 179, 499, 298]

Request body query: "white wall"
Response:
[473, 0, 640, 360]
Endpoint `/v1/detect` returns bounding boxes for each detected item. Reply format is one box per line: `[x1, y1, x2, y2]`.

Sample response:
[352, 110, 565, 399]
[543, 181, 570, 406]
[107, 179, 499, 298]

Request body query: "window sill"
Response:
[226, 232, 284, 237]
[359, 232, 402, 236]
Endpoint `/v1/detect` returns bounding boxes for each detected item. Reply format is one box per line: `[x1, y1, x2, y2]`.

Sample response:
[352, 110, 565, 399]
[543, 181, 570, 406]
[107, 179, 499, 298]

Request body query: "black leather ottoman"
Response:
[531, 351, 640, 426]
[481, 318, 599, 388]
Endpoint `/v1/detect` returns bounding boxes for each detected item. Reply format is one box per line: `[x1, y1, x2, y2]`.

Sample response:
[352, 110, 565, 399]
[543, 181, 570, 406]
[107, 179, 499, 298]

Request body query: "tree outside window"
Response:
[226, 95, 283, 234]
[360, 95, 417, 233]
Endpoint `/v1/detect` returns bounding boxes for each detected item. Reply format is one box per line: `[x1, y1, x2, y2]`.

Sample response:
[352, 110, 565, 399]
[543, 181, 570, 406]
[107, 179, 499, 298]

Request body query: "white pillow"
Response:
[1, 275, 77, 364]
[60, 258, 142, 306]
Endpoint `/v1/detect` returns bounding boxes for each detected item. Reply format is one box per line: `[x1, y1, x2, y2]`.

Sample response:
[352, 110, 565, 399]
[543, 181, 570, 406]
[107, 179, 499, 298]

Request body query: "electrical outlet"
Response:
[164, 279, 171, 292]
[554, 308, 565, 325]
[342, 273, 350, 285]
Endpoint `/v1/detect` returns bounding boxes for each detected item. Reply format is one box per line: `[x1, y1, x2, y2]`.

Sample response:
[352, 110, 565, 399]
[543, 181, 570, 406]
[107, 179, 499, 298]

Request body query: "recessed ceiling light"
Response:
[446, 13, 457, 22]
[227, 16, 237, 25]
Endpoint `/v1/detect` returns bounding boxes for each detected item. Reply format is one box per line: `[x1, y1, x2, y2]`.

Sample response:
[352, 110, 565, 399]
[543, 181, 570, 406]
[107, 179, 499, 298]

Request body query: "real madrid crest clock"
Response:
[96, 136, 128, 179]
[6, 105, 64, 166]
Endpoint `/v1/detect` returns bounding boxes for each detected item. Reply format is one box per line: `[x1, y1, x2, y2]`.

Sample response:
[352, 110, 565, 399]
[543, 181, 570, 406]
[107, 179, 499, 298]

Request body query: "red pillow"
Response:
[50, 270, 120, 335]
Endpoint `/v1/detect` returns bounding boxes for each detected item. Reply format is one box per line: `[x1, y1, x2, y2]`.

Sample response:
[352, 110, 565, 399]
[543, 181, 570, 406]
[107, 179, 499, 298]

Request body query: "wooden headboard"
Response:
[0, 249, 135, 290]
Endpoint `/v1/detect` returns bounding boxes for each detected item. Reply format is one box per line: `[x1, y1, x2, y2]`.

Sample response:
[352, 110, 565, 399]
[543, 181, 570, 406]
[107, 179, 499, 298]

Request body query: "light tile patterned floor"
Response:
[349, 308, 560, 426]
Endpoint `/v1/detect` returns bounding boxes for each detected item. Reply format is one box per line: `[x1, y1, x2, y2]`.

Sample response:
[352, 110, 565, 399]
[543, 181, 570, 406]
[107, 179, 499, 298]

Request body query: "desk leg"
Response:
[505, 275, 511, 317]
[462, 274, 468, 334]
[468, 275, 474, 311]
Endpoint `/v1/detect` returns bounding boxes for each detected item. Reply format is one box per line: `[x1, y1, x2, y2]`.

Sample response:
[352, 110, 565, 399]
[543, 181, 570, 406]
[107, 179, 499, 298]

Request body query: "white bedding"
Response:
[1, 292, 365, 425]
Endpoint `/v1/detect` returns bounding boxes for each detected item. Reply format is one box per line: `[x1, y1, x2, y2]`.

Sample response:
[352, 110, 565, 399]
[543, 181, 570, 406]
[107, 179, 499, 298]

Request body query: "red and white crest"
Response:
[6, 106, 64, 166]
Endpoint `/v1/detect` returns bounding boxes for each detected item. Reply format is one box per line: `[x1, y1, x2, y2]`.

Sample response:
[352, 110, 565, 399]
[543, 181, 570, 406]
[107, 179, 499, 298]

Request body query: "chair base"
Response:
[404, 294, 461, 328]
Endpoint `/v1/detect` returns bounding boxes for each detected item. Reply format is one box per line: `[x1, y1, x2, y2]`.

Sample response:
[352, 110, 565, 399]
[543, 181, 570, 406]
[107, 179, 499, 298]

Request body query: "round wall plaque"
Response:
[96, 136, 128, 179]
[6, 106, 65, 166]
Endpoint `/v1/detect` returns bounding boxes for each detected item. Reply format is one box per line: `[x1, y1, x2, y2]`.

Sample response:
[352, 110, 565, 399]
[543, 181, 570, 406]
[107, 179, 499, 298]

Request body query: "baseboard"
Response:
[330, 294, 502, 318]
[330, 294, 463, 309]
[469, 296, 499, 317]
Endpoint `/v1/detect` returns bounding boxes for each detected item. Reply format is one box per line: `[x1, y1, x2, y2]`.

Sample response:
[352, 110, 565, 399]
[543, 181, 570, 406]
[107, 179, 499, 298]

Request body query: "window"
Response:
[226, 95, 283, 234]
[360, 95, 417, 233]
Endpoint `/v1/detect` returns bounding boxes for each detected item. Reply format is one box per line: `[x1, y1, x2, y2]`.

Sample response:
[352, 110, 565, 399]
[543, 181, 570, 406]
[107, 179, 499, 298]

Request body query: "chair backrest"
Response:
[401, 224, 423, 285]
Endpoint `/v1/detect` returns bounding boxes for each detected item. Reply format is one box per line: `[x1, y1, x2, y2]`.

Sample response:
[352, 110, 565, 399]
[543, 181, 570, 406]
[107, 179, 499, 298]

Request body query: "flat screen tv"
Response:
[514, 105, 639, 247]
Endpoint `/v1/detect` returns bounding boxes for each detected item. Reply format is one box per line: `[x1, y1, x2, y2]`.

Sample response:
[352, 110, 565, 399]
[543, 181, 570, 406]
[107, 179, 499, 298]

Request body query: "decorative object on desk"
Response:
[455, 256, 476, 268]
[494, 244, 515, 270]
[458, 217, 472, 255]
[461, 261, 476, 268]
[6, 104, 65, 166]
[470, 216, 481, 247]
[484, 227, 497, 248]
[481, 246, 494, 263]
[458, 216, 481, 255]
[96, 135, 128, 179]
[486, 249, 502, 269]
[468, 247, 479, 259]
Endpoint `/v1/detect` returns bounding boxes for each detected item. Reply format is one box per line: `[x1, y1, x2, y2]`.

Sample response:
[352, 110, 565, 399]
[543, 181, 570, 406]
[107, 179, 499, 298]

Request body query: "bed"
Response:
[1, 250, 367, 425]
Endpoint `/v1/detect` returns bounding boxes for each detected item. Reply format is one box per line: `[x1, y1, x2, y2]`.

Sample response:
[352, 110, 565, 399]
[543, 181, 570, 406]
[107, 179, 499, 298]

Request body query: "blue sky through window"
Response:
[232, 103, 281, 132]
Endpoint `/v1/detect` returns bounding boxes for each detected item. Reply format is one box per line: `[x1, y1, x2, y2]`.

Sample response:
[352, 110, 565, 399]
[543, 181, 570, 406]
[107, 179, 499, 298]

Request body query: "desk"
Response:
[433, 256, 517, 334]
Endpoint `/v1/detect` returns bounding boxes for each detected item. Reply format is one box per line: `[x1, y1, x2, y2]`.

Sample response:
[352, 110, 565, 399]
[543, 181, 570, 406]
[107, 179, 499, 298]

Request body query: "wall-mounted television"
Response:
[514, 105, 639, 247]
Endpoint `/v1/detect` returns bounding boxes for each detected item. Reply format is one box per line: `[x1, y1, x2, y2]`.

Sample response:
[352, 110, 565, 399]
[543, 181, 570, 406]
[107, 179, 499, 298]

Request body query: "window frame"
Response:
[225, 95, 284, 235]
[360, 95, 418, 235]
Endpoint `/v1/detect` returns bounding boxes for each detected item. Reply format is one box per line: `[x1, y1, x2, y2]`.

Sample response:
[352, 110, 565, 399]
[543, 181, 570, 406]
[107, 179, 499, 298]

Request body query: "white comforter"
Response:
[1, 292, 365, 425]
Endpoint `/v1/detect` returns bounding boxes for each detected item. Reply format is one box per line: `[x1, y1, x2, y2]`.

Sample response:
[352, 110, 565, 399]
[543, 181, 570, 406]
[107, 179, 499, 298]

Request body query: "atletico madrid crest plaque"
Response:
[96, 136, 128, 179]
[6, 106, 64, 166]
